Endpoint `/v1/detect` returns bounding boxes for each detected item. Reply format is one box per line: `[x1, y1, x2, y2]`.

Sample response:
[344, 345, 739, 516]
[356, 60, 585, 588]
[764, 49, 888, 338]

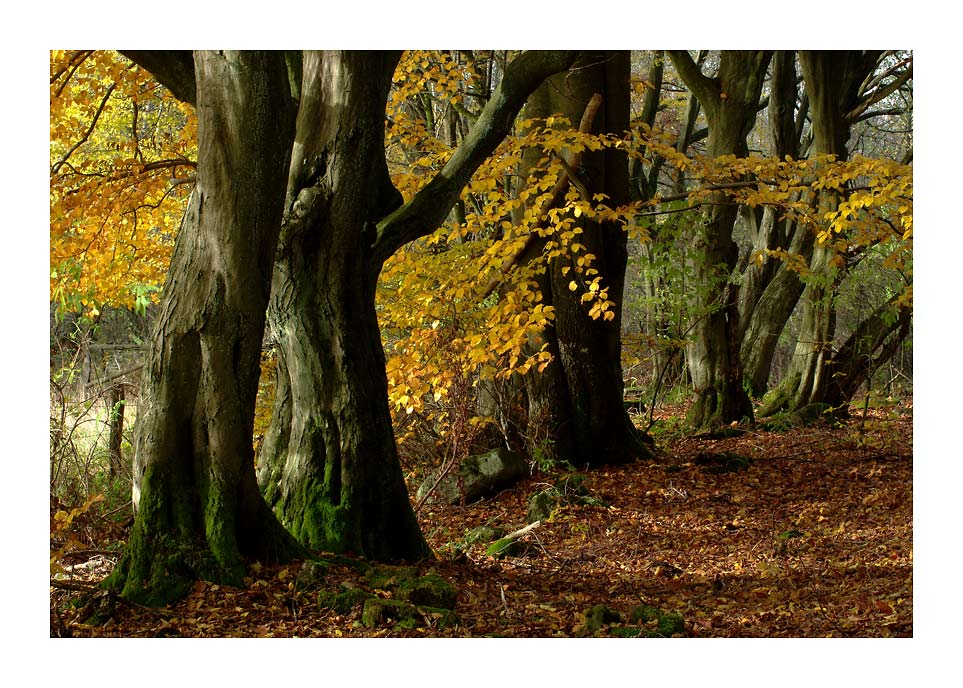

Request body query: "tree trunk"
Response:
[520, 51, 654, 467]
[255, 51, 430, 559]
[760, 50, 884, 416]
[666, 50, 772, 430]
[256, 50, 580, 557]
[108, 51, 303, 606]
[107, 383, 125, 478]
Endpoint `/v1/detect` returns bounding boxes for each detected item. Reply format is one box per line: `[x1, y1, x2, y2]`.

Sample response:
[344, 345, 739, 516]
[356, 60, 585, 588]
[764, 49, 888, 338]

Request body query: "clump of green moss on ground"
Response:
[576, 602, 685, 637]
[314, 563, 459, 631]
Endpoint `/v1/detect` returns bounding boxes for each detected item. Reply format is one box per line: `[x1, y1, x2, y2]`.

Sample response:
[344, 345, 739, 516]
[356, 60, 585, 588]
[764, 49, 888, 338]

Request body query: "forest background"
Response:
[16, 1, 961, 684]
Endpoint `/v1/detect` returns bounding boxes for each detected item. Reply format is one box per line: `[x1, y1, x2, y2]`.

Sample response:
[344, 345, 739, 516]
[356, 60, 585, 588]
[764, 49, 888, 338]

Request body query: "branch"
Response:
[373, 50, 580, 265]
[51, 83, 116, 175]
[119, 50, 197, 105]
[846, 65, 912, 123]
[666, 50, 719, 118]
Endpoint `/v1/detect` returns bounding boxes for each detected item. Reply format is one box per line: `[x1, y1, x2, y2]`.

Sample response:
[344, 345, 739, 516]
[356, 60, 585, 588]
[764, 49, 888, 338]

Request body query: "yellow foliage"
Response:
[50, 50, 196, 316]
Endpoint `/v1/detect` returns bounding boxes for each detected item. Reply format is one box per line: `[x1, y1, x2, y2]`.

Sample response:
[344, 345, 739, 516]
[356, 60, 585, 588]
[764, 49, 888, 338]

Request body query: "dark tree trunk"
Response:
[666, 50, 772, 430]
[107, 383, 125, 478]
[108, 51, 303, 606]
[520, 51, 654, 467]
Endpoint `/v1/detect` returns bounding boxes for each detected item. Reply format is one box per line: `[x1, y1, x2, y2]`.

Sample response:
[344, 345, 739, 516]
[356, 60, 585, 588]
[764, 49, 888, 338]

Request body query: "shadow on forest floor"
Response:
[51, 403, 912, 637]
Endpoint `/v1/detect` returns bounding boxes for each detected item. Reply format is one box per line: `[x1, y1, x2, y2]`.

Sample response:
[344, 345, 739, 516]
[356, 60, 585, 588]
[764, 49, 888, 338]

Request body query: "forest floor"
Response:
[50, 401, 912, 638]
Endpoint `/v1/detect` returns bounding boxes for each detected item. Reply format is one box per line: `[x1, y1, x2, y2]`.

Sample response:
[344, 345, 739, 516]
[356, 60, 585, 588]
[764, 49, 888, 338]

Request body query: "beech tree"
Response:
[664, 50, 772, 430]
[106, 51, 304, 605]
[759, 50, 912, 416]
[110, 50, 580, 582]
[512, 51, 654, 465]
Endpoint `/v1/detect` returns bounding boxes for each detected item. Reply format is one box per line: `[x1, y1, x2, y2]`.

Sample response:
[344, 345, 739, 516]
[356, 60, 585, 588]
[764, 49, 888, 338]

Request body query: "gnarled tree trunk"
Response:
[256, 50, 580, 556]
[256, 51, 430, 558]
[109, 51, 303, 606]
[666, 50, 772, 430]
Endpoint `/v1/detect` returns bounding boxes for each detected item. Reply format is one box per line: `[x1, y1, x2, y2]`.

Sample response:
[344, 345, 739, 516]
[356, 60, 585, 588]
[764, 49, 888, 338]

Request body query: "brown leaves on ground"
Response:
[51, 403, 912, 638]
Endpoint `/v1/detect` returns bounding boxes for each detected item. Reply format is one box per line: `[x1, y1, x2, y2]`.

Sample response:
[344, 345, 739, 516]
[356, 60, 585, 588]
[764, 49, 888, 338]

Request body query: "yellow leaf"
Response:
[568, 281, 578, 292]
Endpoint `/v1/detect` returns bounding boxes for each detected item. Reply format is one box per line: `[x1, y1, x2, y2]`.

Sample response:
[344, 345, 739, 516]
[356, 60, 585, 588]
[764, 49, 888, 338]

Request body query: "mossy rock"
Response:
[365, 565, 419, 590]
[609, 626, 644, 637]
[361, 598, 460, 630]
[295, 559, 330, 591]
[527, 491, 557, 523]
[317, 586, 373, 614]
[576, 604, 622, 637]
[465, 525, 505, 545]
[362, 598, 421, 628]
[486, 537, 526, 559]
[398, 573, 457, 610]
[629, 604, 686, 637]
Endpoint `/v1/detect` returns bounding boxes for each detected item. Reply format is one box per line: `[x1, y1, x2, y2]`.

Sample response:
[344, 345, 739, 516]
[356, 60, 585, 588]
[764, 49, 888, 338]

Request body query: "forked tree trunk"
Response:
[108, 51, 303, 606]
[520, 51, 654, 467]
[760, 50, 885, 417]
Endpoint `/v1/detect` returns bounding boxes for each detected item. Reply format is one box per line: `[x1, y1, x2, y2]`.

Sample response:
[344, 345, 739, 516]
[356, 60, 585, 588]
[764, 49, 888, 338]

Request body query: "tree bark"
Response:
[108, 51, 303, 606]
[738, 51, 811, 395]
[666, 50, 772, 430]
[257, 51, 579, 558]
[518, 51, 654, 467]
[257, 51, 430, 559]
[760, 50, 885, 416]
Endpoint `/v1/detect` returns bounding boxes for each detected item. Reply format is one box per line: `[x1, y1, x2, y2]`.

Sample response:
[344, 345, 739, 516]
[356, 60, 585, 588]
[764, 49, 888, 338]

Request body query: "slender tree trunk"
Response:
[520, 51, 654, 466]
[109, 51, 303, 606]
[107, 383, 125, 478]
[760, 50, 885, 417]
[666, 50, 772, 430]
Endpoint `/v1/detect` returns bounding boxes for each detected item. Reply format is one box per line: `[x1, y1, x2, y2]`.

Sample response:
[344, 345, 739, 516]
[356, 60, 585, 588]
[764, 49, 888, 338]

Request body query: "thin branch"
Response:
[51, 83, 117, 175]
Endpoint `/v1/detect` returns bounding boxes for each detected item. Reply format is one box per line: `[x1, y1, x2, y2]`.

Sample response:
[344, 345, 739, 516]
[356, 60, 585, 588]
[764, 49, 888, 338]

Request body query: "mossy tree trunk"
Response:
[666, 50, 772, 430]
[519, 51, 655, 467]
[256, 51, 580, 557]
[109, 51, 304, 606]
[256, 51, 429, 558]
[760, 51, 885, 417]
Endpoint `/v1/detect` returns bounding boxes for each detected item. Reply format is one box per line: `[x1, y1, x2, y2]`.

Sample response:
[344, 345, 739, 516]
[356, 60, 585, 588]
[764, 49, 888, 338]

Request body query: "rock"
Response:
[576, 604, 622, 636]
[416, 448, 528, 505]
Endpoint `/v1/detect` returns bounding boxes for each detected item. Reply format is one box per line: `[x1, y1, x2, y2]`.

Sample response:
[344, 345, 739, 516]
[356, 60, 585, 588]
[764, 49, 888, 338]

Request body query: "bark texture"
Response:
[257, 51, 580, 558]
[109, 51, 303, 605]
[519, 51, 654, 467]
[666, 50, 772, 430]
[760, 51, 887, 417]
[257, 51, 430, 559]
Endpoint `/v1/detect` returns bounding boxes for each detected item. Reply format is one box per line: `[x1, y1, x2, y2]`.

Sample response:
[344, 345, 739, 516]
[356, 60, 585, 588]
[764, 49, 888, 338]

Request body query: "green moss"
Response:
[399, 574, 457, 610]
[486, 537, 524, 558]
[365, 565, 419, 590]
[318, 587, 372, 614]
[629, 604, 686, 637]
[361, 598, 419, 628]
[609, 626, 643, 637]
